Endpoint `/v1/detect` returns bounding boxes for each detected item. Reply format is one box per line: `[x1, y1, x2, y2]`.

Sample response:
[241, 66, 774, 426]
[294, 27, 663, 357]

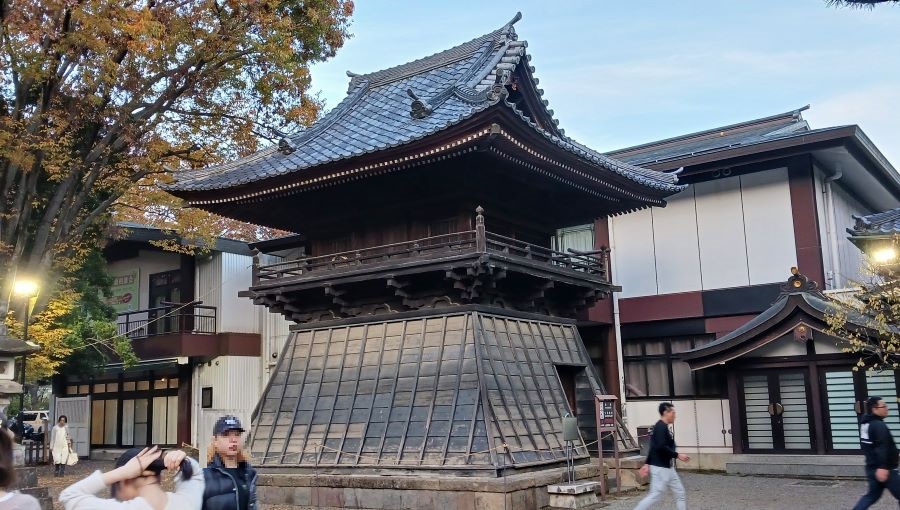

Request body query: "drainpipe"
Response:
[823, 167, 843, 289]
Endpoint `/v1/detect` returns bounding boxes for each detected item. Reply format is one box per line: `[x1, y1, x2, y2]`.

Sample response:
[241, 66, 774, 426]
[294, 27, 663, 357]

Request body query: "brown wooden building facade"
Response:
[167, 13, 683, 475]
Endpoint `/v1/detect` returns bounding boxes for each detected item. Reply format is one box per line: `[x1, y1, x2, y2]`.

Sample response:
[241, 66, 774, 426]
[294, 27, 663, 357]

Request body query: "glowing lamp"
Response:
[872, 247, 898, 264]
[13, 279, 38, 298]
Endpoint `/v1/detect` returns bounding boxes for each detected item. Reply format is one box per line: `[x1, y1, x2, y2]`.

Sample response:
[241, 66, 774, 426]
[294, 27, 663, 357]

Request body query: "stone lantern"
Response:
[0, 325, 39, 423]
[0, 325, 49, 510]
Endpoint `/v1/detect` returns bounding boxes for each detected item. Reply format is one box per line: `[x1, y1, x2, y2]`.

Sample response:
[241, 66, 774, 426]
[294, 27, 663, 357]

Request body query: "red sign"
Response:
[595, 394, 618, 432]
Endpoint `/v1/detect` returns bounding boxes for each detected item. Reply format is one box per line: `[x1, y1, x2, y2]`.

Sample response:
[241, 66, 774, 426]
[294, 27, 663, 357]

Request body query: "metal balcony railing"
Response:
[116, 302, 217, 339]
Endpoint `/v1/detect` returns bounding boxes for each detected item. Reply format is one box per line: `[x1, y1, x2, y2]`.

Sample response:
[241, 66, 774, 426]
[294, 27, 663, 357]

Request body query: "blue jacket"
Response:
[202, 454, 258, 510]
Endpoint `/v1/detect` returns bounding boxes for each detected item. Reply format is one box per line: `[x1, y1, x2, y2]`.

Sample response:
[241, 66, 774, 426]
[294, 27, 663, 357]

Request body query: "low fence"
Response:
[22, 438, 48, 466]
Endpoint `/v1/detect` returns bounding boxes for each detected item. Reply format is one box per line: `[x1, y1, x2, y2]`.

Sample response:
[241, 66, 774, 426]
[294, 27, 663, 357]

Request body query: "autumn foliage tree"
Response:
[826, 251, 900, 371]
[0, 1, 353, 350]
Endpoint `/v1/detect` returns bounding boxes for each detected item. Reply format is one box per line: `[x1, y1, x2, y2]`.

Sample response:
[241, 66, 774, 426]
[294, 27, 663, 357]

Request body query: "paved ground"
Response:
[33, 461, 898, 509]
[605, 471, 895, 510]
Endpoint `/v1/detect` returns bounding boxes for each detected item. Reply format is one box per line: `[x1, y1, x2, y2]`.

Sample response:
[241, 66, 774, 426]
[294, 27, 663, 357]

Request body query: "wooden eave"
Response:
[680, 293, 875, 370]
[642, 126, 855, 173]
[174, 105, 671, 214]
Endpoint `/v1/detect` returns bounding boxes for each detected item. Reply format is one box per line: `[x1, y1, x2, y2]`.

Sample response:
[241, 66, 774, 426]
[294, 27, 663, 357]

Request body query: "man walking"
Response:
[634, 402, 688, 510]
[203, 416, 258, 510]
[853, 396, 900, 510]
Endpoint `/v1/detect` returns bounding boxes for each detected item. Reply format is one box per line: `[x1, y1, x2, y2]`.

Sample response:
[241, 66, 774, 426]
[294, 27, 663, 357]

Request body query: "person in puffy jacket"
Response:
[853, 396, 900, 510]
[202, 416, 257, 510]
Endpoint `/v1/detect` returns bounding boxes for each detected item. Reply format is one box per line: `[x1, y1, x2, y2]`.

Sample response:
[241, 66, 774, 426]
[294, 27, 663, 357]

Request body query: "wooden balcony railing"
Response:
[252, 207, 611, 286]
[117, 302, 217, 339]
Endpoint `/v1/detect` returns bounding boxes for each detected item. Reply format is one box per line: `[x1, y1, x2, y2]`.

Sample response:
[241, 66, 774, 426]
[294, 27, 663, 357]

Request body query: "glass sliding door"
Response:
[740, 369, 813, 452]
[823, 370, 860, 451]
[822, 368, 900, 453]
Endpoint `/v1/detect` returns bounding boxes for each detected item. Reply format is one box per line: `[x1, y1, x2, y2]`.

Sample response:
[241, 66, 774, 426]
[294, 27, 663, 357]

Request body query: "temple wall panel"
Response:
[611, 167, 797, 298]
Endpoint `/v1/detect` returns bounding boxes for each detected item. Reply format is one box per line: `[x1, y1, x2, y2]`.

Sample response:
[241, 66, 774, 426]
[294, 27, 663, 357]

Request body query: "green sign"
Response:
[107, 269, 140, 313]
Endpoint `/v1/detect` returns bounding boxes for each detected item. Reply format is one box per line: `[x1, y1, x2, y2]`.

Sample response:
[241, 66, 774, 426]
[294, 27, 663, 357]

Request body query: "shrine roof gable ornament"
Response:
[679, 268, 890, 370]
[165, 12, 684, 211]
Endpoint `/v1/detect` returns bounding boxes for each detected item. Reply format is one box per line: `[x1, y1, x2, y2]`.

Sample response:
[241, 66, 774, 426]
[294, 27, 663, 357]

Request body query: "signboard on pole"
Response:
[596, 394, 617, 432]
[107, 269, 140, 313]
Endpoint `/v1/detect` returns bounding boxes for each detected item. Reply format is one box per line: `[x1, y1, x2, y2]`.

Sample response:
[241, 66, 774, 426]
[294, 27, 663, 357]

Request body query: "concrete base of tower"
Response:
[257, 463, 604, 510]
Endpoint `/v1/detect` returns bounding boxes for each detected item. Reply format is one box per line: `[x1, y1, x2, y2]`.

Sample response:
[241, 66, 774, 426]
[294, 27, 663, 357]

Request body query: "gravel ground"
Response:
[605, 471, 896, 510]
[32, 461, 898, 509]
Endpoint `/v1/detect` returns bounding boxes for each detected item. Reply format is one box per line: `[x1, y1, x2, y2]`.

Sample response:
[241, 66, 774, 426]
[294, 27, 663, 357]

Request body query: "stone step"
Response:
[726, 455, 866, 479]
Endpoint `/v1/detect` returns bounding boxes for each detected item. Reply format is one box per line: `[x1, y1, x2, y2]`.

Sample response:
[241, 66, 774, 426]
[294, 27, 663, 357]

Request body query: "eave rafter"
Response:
[183, 121, 670, 214]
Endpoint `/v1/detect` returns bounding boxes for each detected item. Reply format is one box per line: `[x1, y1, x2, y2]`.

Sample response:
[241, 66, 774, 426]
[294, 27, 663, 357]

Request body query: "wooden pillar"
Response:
[727, 369, 743, 454]
[788, 155, 826, 287]
[808, 361, 826, 455]
[475, 206, 486, 253]
[603, 327, 622, 405]
[177, 363, 192, 448]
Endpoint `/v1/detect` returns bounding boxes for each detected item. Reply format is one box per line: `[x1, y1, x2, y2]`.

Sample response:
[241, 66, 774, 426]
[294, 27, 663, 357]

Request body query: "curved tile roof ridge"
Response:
[499, 99, 683, 192]
[351, 13, 521, 90]
[850, 207, 900, 235]
[166, 12, 681, 198]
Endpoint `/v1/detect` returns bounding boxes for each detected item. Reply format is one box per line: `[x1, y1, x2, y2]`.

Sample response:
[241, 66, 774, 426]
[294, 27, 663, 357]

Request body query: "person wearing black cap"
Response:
[202, 415, 257, 510]
[853, 396, 900, 510]
[59, 446, 203, 509]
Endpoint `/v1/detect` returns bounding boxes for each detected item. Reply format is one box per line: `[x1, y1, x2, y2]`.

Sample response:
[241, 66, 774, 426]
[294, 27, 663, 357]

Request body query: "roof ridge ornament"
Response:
[781, 267, 819, 295]
[278, 137, 295, 155]
[488, 69, 511, 101]
[504, 12, 523, 29]
[407, 89, 433, 119]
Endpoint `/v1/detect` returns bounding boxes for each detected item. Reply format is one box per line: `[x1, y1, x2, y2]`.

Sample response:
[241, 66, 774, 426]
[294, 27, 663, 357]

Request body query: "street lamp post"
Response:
[13, 279, 38, 412]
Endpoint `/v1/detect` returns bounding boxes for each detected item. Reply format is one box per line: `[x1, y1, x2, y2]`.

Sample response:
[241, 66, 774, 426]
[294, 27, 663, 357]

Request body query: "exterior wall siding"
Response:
[261, 308, 292, 383]
[196, 254, 223, 330]
[192, 356, 261, 449]
[832, 185, 871, 287]
[625, 399, 732, 457]
[611, 168, 797, 298]
[814, 168, 873, 289]
[107, 250, 181, 312]
[220, 252, 258, 334]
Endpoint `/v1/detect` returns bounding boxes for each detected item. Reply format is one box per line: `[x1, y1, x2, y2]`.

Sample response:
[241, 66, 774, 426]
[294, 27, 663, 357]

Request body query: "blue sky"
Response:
[308, 0, 900, 165]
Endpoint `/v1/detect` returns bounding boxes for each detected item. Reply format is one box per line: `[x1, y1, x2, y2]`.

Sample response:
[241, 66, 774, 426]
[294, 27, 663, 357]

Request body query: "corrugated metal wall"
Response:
[196, 254, 223, 331]
[192, 356, 261, 450]
[191, 251, 294, 448]
[256, 253, 294, 383]
[220, 252, 257, 334]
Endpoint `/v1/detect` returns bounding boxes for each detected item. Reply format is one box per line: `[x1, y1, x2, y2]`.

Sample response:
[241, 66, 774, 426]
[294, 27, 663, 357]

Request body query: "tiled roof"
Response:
[167, 13, 681, 197]
[848, 208, 900, 236]
[680, 271, 893, 368]
[609, 107, 812, 167]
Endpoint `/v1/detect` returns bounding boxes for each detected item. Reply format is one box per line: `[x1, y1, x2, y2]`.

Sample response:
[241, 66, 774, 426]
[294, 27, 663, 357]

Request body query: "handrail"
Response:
[253, 233, 609, 283]
[256, 231, 478, 281]
[117, 303, 217, 339]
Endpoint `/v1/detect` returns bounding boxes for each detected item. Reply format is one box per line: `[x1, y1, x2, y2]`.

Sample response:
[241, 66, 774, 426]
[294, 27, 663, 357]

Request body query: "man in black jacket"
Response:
[203, 416, 258, 510]
[634, 402, 689, 510]
[853, 396, 900, 510]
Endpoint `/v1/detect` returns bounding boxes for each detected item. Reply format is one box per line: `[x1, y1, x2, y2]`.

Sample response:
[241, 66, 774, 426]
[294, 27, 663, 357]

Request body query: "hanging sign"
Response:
[107, 269, 140, 313]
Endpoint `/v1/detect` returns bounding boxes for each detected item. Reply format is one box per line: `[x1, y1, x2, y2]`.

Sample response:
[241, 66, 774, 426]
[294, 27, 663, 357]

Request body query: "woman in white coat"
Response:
[49, 415, 72, 477]
[60, 446, 203, 510]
